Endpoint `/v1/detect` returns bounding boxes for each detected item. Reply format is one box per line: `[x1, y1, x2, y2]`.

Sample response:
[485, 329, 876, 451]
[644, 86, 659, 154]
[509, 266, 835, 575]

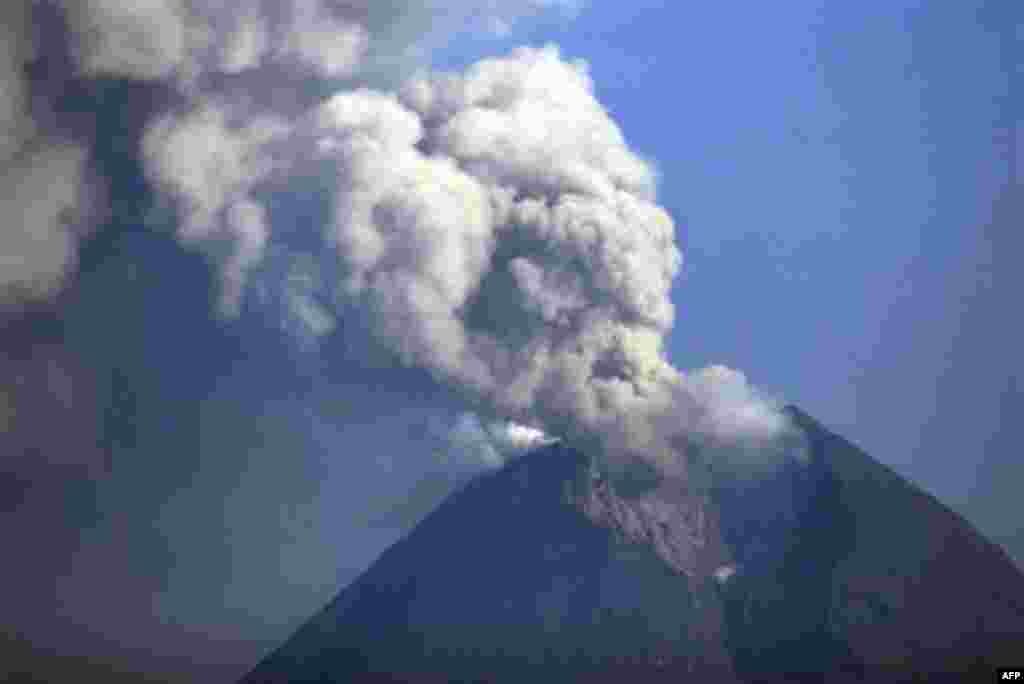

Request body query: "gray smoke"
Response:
[0, 2, 98, 310]
[7, 0, 790, 481]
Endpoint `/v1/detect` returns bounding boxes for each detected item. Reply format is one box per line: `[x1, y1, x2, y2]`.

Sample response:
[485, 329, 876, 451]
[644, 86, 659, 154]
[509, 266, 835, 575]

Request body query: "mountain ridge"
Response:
[241, 406, 1024, 682]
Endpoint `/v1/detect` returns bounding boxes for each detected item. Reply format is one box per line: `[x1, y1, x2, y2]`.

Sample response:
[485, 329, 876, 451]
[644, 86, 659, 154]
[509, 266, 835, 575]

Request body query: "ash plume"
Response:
[0, 2, 97, 311]
[7, 0, 791, 481]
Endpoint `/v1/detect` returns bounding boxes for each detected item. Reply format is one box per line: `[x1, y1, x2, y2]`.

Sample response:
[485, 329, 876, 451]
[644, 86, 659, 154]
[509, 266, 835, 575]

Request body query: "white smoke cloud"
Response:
[0, 143, 89, 306]
[141, 101, 285, 314]
[59, 0, 370, 83]
[60, 0, 190, 81]
[445, 412, 555, 469]
[139, 37, 788, 477]
[8, 0, 791, 481]
[58, 1, 583, 86]
[0, 2, 94, 310]
[1, 0, 572, 311]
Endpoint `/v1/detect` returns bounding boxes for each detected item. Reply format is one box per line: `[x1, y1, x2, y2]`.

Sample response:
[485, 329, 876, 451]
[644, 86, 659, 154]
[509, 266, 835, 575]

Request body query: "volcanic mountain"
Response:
[241, 407, 1024, 682]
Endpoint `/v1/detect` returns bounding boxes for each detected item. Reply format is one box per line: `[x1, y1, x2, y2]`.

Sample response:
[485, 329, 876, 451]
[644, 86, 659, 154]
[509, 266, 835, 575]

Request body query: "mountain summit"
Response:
[242, 407, 1024, 682]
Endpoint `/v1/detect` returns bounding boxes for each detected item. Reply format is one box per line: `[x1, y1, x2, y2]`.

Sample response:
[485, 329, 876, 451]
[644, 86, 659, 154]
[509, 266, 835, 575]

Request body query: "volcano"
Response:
[241, 407, 1024, 682]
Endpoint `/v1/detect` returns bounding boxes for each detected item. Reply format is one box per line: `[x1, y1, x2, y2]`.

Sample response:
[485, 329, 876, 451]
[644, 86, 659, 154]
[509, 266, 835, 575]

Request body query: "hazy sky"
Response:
[1, 1, 1018, 682]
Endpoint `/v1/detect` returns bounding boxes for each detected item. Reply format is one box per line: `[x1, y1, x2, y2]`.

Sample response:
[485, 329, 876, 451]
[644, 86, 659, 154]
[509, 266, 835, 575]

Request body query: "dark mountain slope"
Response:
[242, 441, 738, 682]
[722, 406, 1024, 681]
[242, 407, 1024, 682]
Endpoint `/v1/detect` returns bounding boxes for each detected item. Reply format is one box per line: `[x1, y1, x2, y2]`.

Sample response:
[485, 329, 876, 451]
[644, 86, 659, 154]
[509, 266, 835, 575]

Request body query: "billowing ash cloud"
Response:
[9, 0, 790, 481]
[1, 0, 577, 308]
[0, 2, 98, 311]
[58, 0, 582, 86]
